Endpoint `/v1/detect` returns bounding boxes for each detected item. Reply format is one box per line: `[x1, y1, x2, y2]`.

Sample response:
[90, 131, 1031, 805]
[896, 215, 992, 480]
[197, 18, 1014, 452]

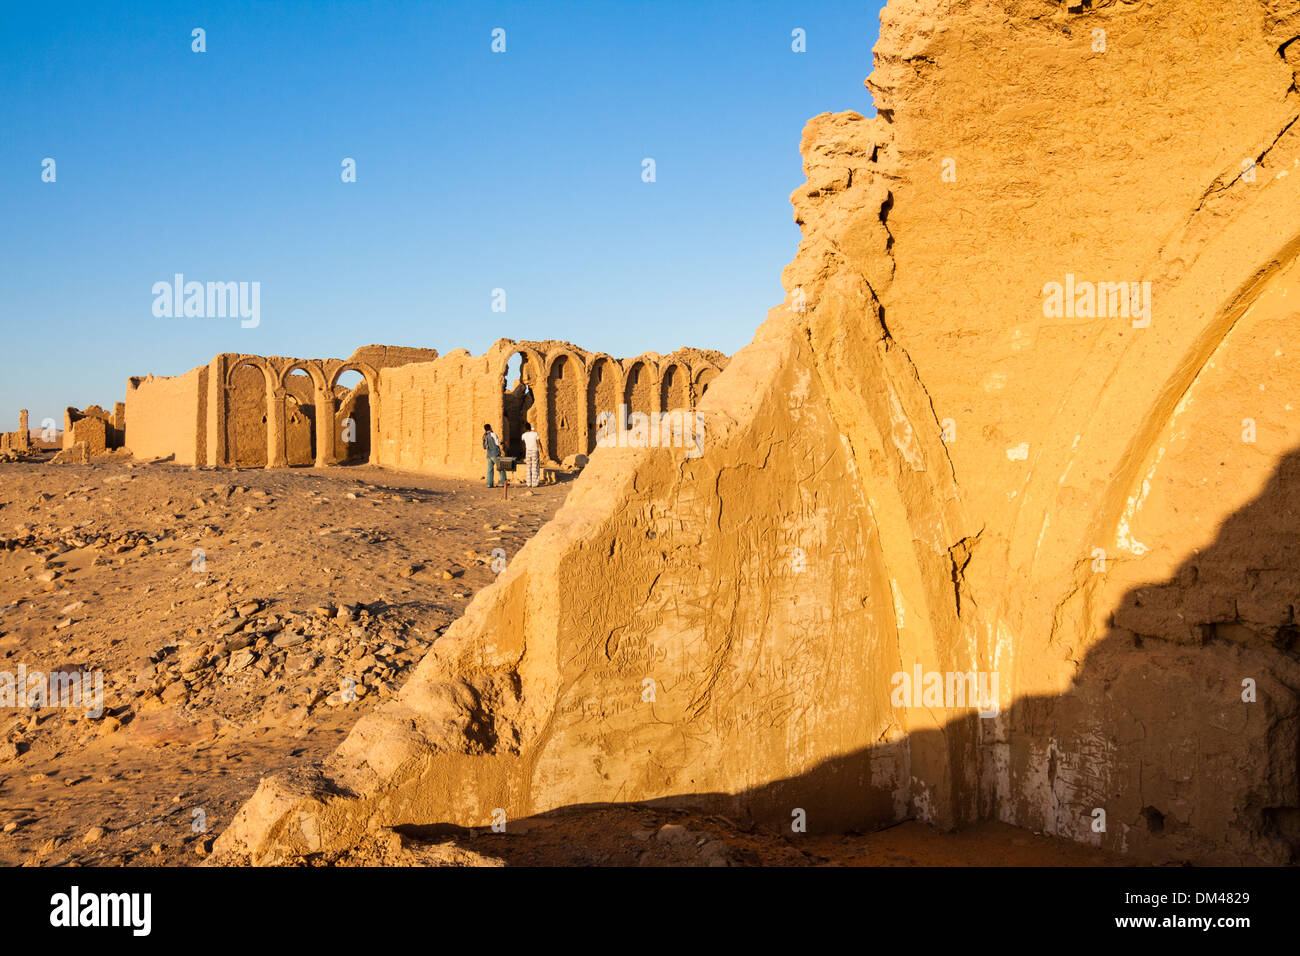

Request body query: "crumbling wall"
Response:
[124, 368, 205, 464]
[62, 405, 121, 453]
[376, 349, 500, 479]
[0, 410, 31, 456]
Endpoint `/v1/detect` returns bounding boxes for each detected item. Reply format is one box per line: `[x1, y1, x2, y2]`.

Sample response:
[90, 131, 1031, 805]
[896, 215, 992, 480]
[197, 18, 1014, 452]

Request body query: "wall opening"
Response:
[284, 368, 316, 466]
[503, 351, 535, 458]
[333, 368, 369, 464]
[696, 366, 718, 399]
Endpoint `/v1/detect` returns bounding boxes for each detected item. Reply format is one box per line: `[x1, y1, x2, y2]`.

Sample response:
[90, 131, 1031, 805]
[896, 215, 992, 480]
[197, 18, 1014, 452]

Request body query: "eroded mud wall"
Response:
[375, 350, 501, 480]
[124, 367, 206, 464]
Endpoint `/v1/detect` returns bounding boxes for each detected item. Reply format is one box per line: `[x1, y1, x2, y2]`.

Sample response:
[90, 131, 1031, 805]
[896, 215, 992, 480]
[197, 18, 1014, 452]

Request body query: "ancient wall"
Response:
[113, 341, 722, 477]
[62, 405, 122, 453]
[124, 368, 206, 465]
[217, 0, 1300, 867]
[374, 339, 727, 481]
[0, 410, 31, 456]
[375, 348, 499, 478]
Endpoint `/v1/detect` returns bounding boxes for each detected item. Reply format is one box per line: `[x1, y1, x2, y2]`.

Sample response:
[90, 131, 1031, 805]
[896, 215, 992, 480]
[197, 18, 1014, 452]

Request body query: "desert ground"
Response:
[0, 454, 1123, 867]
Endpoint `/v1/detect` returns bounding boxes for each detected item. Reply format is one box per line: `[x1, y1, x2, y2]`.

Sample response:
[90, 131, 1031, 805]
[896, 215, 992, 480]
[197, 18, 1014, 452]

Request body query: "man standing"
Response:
[482, 423, 501, 488]
[521, 421, 541, 488]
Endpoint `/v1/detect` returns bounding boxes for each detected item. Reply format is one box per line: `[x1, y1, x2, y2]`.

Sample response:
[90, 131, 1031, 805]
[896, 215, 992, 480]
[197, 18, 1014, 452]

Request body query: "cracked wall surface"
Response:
[215, 0, 1300, 865]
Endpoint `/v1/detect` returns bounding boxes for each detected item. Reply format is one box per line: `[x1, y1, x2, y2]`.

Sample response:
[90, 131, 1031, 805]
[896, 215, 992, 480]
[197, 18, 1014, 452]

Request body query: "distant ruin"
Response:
[42, 341, 731, 478]
[0, 410, 31, 456]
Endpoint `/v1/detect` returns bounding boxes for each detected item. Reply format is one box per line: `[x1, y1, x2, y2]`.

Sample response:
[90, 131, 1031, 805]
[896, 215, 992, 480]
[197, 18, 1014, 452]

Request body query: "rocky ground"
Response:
[0, 456, 565, 866]
[0, 455, 1126, 867]
[306, 811, 1124, 867]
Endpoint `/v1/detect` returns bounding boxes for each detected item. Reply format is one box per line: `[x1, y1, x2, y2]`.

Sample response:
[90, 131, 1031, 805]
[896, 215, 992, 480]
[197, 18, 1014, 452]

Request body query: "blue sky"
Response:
[0, 1, 883, 431]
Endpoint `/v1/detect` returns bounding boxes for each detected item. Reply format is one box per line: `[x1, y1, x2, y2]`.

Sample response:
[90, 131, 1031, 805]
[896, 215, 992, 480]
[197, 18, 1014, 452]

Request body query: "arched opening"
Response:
[332, 368, 370, 464]
[502, 351, 536, 459]
[547, 354, 583, 462]
[623, 361, 655, 426]
[587, 356, 619, 453]
[226, 362, 269, 467]
[660, 363, 689, 412]
[696, 366, 718, 399]
[284, 368, 316, 466]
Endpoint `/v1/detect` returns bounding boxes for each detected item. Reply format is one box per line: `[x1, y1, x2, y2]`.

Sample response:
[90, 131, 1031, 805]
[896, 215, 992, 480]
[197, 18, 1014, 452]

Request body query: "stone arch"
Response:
[622, 357, 658, 423]
[498, 347, 545, 459]
[660, 362, 691, 412]
[224, 357, 275, 467]
[586, 354, 621, 453]
[282, 366, 318, 467]
[546, 349, 587, 463]
[326, 362, 381, 465]
[694, 364, 720, 399]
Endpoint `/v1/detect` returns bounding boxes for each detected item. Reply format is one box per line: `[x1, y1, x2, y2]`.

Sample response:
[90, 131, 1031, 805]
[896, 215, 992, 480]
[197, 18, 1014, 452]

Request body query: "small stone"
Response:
[83, 826, 105, 844]
[218, 618, 248, 637]
[226, 649, 256, 673]
[98, 716, 122, 735]
[654, 824, 695, 845]
[286, 652, 319, 674]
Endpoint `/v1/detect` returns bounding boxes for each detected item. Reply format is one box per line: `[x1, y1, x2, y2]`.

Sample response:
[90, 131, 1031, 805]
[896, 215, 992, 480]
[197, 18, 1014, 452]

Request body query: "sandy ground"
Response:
[0, 456, 1126, 867]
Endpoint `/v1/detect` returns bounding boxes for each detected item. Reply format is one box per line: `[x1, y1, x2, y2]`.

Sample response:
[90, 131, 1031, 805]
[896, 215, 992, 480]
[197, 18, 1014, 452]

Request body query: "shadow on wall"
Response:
[389, 444, 1300, 866]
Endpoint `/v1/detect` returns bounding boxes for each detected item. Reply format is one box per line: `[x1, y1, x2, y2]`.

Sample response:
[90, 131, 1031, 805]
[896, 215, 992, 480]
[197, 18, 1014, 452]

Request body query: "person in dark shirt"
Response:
[482, 423, 502, 487]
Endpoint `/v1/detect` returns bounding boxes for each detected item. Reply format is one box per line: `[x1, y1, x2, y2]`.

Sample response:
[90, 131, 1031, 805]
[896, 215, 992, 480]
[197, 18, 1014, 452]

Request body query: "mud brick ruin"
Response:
[0, 410, 31, 457]
[202, 0, 1300, 866]
[51, 341, 725, 478]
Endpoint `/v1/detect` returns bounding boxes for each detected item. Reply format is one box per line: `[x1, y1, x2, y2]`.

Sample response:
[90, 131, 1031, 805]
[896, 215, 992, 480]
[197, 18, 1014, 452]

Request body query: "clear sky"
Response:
[0, 0, 883, 431]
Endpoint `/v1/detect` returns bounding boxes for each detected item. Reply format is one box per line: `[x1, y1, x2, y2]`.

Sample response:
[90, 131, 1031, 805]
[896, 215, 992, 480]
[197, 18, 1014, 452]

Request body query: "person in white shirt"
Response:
[521, 421, 541, 487]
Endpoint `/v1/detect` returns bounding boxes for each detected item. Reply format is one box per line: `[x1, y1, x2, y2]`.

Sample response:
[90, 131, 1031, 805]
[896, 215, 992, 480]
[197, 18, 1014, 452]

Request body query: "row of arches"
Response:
[209, 344, 728, 474]
[497, 345, 723, 464]
[219, 354, 381, 468]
